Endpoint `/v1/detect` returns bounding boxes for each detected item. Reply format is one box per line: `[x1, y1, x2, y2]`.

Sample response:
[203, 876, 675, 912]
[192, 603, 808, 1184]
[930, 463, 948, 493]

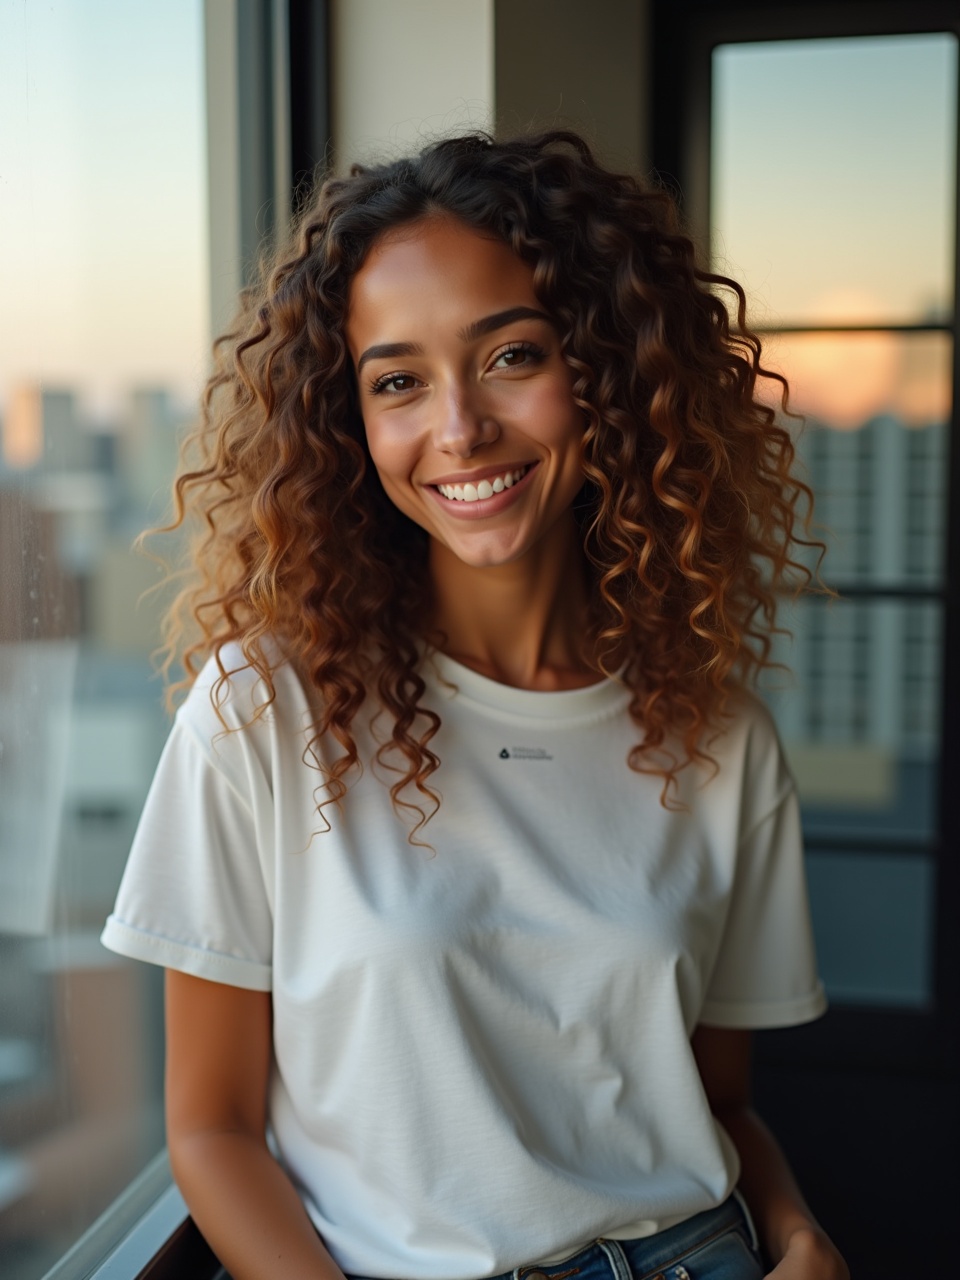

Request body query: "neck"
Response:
[425, 515, 599, 691]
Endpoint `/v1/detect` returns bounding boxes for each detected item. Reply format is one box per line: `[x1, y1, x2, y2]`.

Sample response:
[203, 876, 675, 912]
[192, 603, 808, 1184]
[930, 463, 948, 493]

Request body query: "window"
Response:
[711, 31, 957, 1009]
[654, 7, 960, 1267]
[0, 3, 207, 1274]
[1, 2, 323, 1273]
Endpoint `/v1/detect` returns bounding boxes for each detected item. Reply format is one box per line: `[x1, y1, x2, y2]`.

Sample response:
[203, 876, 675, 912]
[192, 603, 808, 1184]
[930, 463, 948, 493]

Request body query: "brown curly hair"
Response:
[159, 129, 815, 836]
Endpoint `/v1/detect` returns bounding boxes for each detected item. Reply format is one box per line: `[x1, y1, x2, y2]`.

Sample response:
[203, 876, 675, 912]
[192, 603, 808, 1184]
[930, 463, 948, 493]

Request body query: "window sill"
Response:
[39, 1151, 223, 1280]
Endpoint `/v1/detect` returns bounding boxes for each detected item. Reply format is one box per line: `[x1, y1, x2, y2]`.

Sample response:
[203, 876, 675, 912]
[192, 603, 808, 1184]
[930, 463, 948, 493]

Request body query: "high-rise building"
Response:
[1, 385, 91, 472]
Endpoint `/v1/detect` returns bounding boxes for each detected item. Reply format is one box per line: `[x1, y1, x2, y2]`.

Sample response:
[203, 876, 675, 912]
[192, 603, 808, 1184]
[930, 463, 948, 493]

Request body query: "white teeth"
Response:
[436, 466, 528, 502]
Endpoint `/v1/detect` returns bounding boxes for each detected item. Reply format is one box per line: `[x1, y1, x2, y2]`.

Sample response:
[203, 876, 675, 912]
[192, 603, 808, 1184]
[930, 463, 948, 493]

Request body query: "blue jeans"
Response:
[487, 1194, 764, 1280]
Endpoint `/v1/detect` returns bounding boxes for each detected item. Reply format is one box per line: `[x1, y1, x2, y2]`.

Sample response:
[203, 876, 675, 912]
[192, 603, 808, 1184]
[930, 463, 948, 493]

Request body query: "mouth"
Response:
[424, 462, 539, 521]
[432, 464, 533, 503]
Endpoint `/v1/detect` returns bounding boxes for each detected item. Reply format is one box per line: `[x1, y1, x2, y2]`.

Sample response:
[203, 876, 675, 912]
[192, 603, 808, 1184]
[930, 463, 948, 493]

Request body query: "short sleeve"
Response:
[100, 704, 274, 991]
[700, 785, 827, 1028]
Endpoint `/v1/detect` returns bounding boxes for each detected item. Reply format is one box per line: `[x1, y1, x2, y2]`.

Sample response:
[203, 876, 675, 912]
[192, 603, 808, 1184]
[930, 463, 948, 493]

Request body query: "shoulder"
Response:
[699, 687, 795, 829]
[174, 640, 314, 749]
[719, 685, 787, 760]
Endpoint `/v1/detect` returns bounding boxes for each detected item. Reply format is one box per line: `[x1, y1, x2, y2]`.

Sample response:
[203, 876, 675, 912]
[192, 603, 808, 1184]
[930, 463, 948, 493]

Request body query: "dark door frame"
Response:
[649, 3, 960, 1270]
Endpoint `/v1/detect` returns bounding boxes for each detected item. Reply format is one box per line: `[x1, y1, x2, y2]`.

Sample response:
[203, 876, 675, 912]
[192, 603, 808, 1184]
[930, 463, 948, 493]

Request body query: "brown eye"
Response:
[371, 373, 419, 395]
[490, 342, 545, 371]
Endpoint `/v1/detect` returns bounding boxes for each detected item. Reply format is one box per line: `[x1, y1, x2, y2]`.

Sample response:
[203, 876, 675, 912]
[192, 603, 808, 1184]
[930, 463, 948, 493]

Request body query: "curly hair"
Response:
[158, 129, 816, 836]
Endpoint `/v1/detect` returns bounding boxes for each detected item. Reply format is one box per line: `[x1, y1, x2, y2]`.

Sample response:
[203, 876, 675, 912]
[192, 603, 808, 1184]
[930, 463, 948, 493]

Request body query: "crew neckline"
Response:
[425, 649, 632, 723]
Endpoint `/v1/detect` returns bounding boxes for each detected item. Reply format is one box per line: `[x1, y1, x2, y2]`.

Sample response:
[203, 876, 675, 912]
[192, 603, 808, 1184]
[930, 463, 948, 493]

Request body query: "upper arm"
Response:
[691, 1024, 753, 1115]
[164, 970, 272, 1146]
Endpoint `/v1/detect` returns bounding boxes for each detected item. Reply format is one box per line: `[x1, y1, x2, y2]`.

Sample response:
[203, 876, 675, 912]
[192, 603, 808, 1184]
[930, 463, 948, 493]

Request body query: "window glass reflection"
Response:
[712, 34, 958, 326]
[763, 597, 941, 842]
[805, 851, 934, 1008]
[0, 3, 205, 1275]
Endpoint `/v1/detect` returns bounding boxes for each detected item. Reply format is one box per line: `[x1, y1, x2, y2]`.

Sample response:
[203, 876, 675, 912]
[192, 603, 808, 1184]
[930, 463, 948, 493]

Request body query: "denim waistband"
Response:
[497, 1195, 754, 1280]
[350, 1195, 762, 1280]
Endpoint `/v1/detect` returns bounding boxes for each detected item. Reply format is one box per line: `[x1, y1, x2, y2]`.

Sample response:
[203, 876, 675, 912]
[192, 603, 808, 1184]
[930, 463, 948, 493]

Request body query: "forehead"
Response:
[345, 216, 538, 349]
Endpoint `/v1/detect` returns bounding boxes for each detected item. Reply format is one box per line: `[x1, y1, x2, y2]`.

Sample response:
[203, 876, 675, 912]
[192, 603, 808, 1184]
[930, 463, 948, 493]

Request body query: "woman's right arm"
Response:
[165, 970, 347, 1280]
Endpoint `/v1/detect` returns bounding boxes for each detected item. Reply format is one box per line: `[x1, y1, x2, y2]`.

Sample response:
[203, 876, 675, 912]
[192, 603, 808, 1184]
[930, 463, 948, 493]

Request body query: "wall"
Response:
[495, 0, 650, 173]
[330, 0, 495, 170]
[330, 0, 650, 175]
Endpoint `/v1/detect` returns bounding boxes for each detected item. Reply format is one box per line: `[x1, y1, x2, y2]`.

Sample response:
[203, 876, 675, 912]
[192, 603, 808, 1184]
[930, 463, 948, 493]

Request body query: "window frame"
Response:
[38, 1154, 220, 1280]
[652, 0, 960, 1078]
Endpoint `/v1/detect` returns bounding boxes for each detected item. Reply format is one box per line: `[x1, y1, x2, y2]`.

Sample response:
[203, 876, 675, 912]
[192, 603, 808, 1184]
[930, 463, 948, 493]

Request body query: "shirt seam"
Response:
[174, 711, 259, 817]
[103, 916, 271, 981]
[737, 781, 797, 847]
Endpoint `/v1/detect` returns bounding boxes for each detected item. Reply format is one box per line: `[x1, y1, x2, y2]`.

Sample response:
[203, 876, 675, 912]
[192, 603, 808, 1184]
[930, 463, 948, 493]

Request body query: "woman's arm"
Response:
[165, 970, 346, 1280]
[691, 1025, 849, 1280]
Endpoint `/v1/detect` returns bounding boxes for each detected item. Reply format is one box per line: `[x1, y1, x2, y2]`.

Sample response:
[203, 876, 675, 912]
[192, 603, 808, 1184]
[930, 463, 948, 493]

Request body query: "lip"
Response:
[424, 461, 539, 520]
[424, 461, 537, 487]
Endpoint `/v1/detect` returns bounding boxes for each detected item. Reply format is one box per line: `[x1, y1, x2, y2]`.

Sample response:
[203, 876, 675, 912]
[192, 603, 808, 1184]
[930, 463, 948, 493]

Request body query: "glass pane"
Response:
[0, 3, 206, 1276]
[805, 852, 935, 1008]
[712, 34, 958, 326]
[759, 331, 951, 588]
[763, 598, 941, 842]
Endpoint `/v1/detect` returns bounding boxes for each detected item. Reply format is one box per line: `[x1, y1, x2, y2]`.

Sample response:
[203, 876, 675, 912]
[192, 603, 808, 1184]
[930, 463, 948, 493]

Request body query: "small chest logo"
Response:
[498, 746, 554, 761]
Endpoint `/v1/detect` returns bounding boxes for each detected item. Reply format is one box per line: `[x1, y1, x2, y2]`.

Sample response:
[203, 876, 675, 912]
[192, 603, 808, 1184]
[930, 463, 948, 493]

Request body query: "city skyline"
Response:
[0, 0, 208, 419]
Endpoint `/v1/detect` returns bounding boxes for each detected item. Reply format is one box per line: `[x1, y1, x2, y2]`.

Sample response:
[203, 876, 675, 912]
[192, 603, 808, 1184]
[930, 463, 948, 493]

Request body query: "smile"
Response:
[435, 466, 530, 503]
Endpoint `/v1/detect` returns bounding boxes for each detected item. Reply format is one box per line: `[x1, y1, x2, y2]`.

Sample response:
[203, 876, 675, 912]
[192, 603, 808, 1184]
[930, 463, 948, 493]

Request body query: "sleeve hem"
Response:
[100, 916, 272, 992]
[698, 982, 828, 1029]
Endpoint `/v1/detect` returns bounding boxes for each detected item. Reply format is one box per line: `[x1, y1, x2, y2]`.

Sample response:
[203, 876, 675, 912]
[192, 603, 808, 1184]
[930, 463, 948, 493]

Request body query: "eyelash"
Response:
[367, 341, 547, 396]
[368, 371, 419, 396]
[491, 340, 546, 371]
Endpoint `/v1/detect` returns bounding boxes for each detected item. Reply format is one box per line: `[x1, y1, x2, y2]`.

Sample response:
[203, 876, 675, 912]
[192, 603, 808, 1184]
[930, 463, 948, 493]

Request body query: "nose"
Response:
[432, 386, 500, 457]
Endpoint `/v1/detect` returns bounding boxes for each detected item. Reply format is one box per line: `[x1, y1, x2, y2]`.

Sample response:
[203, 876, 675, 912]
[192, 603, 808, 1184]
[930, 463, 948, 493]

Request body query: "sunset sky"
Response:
[712, 33, 957, 327]
[0, 11, 955, 428]
[0, 0, 207, 419]
[712, 32, 957, 428]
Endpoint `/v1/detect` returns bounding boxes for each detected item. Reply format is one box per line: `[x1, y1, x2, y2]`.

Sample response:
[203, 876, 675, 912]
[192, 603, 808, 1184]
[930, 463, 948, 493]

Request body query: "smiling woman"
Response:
[348, 218, 586, 605]
[101, 131, 847, 1280]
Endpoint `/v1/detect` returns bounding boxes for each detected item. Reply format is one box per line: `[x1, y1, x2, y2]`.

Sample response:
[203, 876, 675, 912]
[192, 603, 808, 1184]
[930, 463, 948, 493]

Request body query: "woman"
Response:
[102, 131, 848, 1280]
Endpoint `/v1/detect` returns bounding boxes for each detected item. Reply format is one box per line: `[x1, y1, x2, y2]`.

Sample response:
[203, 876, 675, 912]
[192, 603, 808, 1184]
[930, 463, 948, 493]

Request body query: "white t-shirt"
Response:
[101, 646, 825, 1279]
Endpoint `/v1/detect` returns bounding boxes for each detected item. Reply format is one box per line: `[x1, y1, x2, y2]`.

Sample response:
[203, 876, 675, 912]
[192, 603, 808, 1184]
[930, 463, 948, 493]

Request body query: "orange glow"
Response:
[767, 331, 900, 429]
[757, 292, 951, 432]
[894, 335, 953, 426]
[4, 385, 44, 468]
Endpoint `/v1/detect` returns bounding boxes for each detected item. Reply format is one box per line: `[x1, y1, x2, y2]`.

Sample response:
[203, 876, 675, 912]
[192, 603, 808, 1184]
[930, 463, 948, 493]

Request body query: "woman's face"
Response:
[345, 215, 585, 571]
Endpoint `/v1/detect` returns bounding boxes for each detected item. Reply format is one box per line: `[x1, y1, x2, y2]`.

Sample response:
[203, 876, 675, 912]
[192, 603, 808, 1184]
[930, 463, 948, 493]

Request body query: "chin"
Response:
[437, 534, 529, 570]
[447, 549, 518, 570]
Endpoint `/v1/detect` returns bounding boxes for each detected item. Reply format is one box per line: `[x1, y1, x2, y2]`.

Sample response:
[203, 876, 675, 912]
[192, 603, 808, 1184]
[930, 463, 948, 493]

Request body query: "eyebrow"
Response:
[355, 306, 554, 374]
[356, 341, 423, 374]
[457, 306, 554, 343]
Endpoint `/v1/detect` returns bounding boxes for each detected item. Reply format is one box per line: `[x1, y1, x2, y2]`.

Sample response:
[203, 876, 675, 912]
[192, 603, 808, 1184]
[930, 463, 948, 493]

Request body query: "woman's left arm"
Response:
[691, 1025, 849, 1280]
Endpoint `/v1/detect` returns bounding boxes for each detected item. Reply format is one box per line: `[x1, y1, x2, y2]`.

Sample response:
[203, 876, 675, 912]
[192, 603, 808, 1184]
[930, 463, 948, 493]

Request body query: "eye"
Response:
[369, 372, 420, 396]
[489, 341, 546, 371]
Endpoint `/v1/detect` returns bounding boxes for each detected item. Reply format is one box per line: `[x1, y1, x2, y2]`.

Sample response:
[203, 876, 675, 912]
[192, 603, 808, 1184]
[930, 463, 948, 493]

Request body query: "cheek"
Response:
[530, 386, 584, 458]
[363, 416, 426, 515]
[364, 416, 411, 482]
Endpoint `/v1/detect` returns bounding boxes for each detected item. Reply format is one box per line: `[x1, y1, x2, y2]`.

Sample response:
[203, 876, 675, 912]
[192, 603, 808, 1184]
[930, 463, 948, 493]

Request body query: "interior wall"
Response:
[330, 1, 651, 177]
[330, 0, 495, 171]
[494, 0, 651, 174]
